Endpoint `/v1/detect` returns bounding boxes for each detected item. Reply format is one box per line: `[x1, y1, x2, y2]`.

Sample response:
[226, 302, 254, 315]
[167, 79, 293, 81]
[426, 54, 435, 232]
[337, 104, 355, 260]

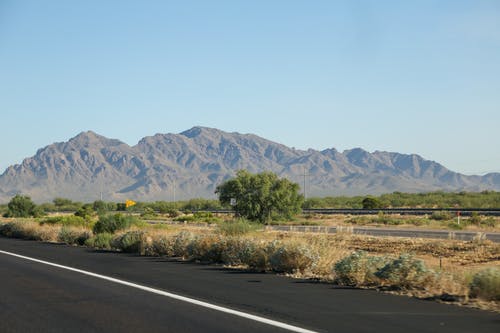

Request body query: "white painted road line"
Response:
[0, 250, 318, 333]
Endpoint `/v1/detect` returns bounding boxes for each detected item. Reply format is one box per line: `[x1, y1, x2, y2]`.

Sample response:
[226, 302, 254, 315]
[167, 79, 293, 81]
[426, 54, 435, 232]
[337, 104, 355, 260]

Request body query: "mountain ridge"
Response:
[1, 126, 498, 203]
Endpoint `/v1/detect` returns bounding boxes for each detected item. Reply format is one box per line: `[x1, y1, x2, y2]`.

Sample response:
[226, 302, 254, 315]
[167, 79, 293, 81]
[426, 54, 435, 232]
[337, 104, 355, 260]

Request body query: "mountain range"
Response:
[1, 126, 499, 203]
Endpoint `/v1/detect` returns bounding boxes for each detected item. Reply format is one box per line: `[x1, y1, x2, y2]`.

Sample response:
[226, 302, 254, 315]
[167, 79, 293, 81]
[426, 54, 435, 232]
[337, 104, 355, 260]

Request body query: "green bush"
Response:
[469, 267, 500, 301]
[140, 207, 157, 219]
[193, 212, 221, 223]
[58, 227, 91, 245]
[51, 197, 82, 211]
[375, 254, 434, 289]
[41, 215, 89, 227]
[4, 195, 39, 218]
[469, 212, 481, 225]
[481, 217, 497, 228]
[92, 214, 143, 234]
[334, 251, 388, 286]
[408, 218, 429, 226]
[165, 209, 181, 218]
[173, 212, 221, 224]
[374, 212, 403, 225]
[345, 216, 371, 225]
[447, 219, 470, 230]
[85, 233, 114, 250]
[430, 211, 452, 221]
[183, 198, 223, 211]
[75, 204, 95, 220]
[173, 215, 197, 222]
[217, 219, 258, 236]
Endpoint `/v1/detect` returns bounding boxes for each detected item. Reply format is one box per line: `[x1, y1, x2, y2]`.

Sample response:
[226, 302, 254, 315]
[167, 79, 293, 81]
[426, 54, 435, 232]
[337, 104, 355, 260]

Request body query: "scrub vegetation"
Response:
[1, 216, 498, 312]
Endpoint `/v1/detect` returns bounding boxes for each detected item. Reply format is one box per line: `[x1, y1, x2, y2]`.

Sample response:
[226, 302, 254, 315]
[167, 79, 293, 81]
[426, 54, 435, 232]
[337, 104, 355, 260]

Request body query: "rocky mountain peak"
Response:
[67, 130, 125, 148]
[0, 128, 498, 203]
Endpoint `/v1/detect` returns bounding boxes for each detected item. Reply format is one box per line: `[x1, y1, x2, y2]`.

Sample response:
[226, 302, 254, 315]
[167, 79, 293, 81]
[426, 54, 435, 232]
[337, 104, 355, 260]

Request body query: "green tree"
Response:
[5, 194, 38, 217]
[53, 197, 73, 207]
[215, 170, 303, 223]
[75, 204, 94, 221]
[362, 196, 383, 209]
[92, 213, 142, 234]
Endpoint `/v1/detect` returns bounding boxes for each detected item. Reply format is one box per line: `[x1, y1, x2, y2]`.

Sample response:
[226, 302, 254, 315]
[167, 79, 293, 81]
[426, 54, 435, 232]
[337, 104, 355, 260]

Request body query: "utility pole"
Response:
[303, 167, 307, 200]
[173, 179, 176, 203]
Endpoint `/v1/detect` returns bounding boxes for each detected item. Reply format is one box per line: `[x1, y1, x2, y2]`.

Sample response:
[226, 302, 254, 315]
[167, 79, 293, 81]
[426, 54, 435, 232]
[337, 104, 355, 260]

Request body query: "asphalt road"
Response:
[0, 237, 498, 333]
[268, 225, 500, 243]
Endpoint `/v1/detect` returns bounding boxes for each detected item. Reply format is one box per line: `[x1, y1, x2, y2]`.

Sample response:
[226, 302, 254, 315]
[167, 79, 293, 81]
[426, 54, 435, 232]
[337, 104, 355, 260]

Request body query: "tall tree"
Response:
[216, 170, 303, 223]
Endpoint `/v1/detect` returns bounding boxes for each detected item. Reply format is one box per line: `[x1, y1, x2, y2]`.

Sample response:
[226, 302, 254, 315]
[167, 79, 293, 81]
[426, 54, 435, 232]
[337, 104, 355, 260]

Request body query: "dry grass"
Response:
[294, 214, 500, 232]
[0, 219, 61, 242]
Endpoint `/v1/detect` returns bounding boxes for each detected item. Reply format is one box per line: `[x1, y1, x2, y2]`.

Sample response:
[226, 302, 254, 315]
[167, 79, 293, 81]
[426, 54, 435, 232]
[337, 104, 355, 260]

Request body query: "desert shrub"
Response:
[165, 209, 181, 218]
[92, 214, 143, 234]
[217, 219, 258, 236]
[187, 235, 223, 262]
[41, 215, 90, 227]
[58, 226, 91, 245]
[345, 216, 371, 225]
[145, 235, 175, 256]
[219, 237, 257, 266]
[145, 232, 258, 264]
[408, 218, 429, 226]
[4, 195, 38, 218]
[375, 254, 435, 289]
[183, 198, 223, 211]
[334, 251, 388, 286]
[51, 197, 83, 212]
[469, 212, 481, 226]
[0, 221, 26, 238]
[112, 231, 146, 253]
[447, 219, 470, 230]
[75, 204, 95, 220]
[85, 233, 114, 250]
[140, 207, 157, 219]
[469, 267, 500, 301]
[481, 217, 497, 228]
[268, 241, 318, 274]
[0, 221, 59, 242]
[173, 215, 197, 222]
[374, 212, 403, 225]
[245, 242, 272, 272]
[192, 236, 265, 266]
[172, 231, 196, 257]
[430, 211, 452, 221]
[174, 212, 222, 223]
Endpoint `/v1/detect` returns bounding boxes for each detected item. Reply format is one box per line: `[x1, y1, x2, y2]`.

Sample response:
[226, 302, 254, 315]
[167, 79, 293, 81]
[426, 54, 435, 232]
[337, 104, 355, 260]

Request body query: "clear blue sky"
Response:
[1, 0, 499, 175]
